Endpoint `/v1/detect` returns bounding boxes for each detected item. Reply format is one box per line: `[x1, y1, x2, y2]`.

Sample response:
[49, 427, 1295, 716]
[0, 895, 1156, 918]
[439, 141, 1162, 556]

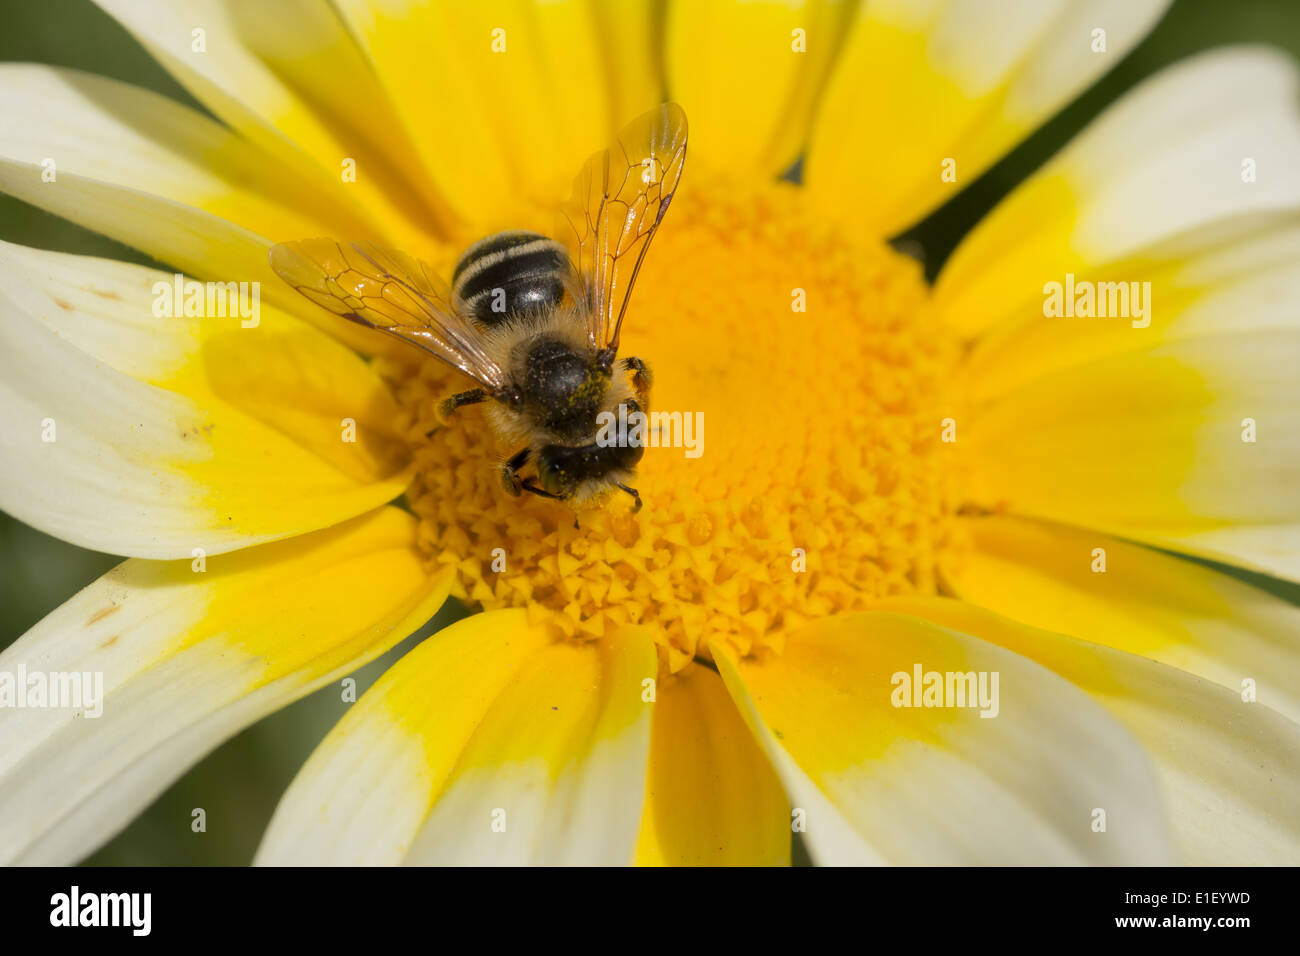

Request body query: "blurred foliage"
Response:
[1, 0, 1298, 864]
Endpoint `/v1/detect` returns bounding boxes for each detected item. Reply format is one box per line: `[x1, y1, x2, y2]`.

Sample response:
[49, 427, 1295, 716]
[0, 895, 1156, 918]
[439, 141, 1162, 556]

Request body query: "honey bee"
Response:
[269, 103, 688, 512]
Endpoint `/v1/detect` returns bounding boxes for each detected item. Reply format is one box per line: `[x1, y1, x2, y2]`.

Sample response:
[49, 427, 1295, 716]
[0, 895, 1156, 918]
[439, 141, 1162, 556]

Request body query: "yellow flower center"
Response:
[391, 181, 962, 670]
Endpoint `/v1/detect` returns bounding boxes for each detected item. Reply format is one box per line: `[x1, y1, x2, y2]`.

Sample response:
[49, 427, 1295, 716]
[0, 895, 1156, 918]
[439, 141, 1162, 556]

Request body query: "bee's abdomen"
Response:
[452, 230, 569, 326]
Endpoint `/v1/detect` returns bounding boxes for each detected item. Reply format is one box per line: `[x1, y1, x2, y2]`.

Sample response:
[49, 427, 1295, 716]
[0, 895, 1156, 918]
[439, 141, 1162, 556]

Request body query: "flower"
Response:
[1, 0, 1298, 866]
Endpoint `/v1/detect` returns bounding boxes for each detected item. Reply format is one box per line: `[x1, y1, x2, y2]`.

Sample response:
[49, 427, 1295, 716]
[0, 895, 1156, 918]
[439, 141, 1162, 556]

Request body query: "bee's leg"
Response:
[622, 357, 653, 405]
[615, 481, 643, 513]
[427, 388, 487, 435]
[519, 479, 565, 501]
[500, 446, 530, 497]
[515, 467, 579, 527]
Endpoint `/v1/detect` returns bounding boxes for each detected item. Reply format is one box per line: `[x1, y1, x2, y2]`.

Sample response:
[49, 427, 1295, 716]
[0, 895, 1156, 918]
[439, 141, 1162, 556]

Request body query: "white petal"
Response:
[256, 613, 657, 866]
[878, 598, 1300, 864]
[0, 63, 370, 242]
[937, 47, 1300, 338]
[962, 330, 1300, 583]
[712, 612, 1175, 865]
[0, 508, 451, 865]
[946, 515, 1300, 724]
[964, 211, 1300, 400]
[0, 242, 410, 558]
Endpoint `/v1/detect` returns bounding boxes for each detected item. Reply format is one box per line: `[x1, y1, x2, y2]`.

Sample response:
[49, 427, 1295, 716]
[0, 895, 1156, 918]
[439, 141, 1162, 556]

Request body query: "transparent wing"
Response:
[557, 102, 688, 354]
[269, 238, 507, 390]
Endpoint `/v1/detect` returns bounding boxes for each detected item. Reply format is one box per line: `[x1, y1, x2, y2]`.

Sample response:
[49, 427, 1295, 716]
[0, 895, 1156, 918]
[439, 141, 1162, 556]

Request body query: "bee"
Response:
[269, 103, 688, 513]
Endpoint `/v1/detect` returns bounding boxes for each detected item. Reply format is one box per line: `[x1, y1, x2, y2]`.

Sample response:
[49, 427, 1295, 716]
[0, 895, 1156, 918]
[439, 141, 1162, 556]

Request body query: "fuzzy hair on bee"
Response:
[472, 305, 641, 448]
[268, 104, 687, 514]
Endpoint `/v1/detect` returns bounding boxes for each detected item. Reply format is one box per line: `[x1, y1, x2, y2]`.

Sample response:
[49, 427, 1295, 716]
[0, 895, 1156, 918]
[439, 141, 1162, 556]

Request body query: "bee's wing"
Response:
[557, 103, 688, 354]
[269, 238, 508, 391]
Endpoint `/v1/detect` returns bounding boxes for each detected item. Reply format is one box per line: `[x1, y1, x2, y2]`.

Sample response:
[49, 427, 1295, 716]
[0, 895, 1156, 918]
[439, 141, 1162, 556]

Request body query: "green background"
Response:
[1, 0, 1298, 864]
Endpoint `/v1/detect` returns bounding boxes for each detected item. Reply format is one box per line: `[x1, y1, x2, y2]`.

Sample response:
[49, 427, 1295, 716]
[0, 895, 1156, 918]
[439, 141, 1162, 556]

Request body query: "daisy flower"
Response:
[1, 0, 1298, 866]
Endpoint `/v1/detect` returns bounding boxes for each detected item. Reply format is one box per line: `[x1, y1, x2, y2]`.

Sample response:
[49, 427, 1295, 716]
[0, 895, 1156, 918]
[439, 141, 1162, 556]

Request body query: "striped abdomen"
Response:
[452, 230, 569, 326]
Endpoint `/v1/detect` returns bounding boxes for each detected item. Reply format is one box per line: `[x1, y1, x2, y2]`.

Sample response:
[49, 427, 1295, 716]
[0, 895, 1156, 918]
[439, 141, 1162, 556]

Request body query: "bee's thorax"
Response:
[520, 336, 607, 440]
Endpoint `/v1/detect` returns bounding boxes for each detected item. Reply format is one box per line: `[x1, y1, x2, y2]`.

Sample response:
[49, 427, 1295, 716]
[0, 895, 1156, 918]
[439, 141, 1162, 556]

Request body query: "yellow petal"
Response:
[334, 0, 620, 232]
[0, 507, 451, 865]
[872, 597, 1300, 865]
[405, 629, 656, 865]
[592, 0, 663, 132]
[935, 47, 1300, 338]
[0, 242, 410, 558]
[256, 614, 657, 865]
[946, 515, 1300, 724]
[667, 0, 853, 180]
[635, 663, 790, 866]
[92, 0, 452, 244]
[961, 331, 1300, 583]
[711, 613, 1173, 864]
[806, 0, 1170, 236]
